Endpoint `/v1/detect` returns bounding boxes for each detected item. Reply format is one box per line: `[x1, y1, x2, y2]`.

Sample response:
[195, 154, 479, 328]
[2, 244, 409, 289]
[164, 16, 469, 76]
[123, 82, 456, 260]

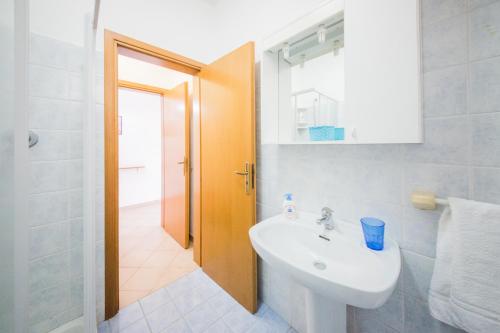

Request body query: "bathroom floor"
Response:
[99, 269, 296, 333]
[119, 202, 199, 308]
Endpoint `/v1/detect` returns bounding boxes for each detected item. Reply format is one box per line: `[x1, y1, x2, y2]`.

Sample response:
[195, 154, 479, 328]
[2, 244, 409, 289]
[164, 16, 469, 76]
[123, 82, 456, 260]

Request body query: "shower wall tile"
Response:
[68, 189, 83, 218]
[29, 97, 69, 130]
[29, 252, 69, 292]
[29, 222, 69, 259]
[68, 45, 85, 73]
[29, 65, 69, 99]
[68, 101, 84, 130]
[28, 191, 69, 226]
[69, 73, 84, 101]
[29, 284, 70, 325]
[28, 33, 85, 331]
[30, 34, 69, 70]
[30, 161, 68, 194]
[29, 131, 70, 161]
[469, 1, 500, 61]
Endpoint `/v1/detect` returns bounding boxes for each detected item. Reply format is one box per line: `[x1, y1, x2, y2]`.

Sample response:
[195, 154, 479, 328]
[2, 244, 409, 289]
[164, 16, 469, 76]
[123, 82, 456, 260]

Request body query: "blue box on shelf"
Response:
[334, 127, 345, 140]
[308, 126, 335, 141]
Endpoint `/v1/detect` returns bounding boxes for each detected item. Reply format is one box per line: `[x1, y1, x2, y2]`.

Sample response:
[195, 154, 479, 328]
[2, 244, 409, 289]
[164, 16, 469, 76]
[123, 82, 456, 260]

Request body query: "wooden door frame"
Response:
[104, 30, 204, 319]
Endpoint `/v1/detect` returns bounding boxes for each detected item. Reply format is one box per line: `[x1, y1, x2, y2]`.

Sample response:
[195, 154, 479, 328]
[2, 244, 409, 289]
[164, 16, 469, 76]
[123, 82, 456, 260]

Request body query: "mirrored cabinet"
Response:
[260, 0, 422, 144]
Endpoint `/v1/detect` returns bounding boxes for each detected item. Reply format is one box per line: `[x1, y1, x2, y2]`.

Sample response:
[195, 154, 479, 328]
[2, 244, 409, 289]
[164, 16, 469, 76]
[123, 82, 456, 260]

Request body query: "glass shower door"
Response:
[0, 0, 16, 331]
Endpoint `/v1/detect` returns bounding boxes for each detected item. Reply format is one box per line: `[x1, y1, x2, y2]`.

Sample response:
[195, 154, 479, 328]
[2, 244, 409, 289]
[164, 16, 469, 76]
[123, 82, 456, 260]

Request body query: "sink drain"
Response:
[313, 261, 327, 270]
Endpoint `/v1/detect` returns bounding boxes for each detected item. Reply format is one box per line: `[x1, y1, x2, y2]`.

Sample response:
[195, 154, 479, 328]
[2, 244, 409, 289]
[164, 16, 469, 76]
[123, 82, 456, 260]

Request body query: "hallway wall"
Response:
[118, 89, 162, 208]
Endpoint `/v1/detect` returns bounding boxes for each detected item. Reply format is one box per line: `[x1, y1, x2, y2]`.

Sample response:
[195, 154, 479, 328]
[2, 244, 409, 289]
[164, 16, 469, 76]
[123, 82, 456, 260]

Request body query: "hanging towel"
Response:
[429, 198, 500, 333]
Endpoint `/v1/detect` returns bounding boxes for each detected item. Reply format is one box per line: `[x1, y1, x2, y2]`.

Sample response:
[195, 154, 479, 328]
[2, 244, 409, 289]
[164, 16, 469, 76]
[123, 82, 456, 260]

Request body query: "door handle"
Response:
[234, 162, 250, 194]
[177, 157, 188, 175]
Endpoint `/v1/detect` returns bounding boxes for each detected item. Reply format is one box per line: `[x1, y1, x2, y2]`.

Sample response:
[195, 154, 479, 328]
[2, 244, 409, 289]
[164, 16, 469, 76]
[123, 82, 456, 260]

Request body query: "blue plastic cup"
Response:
[360, 217, 385, 251]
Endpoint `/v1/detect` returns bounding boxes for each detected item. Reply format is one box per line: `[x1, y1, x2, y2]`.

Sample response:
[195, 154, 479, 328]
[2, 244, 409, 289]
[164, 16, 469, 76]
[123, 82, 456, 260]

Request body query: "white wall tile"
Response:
[28, 191, 69, 226]
[473, 167, 500, 204]
[469, 1, 500, 60]
[423, 65, 467, 117]
[29, 222, 69, 259]
[422, 14, 467, 72]
[402, 207, 441, 258]
[30, 161, 68, 194]
[404, 117, 468, 165]
[402, 250, 435, 301]
[469, 57, 500, 114]
[470, 0, 500, 9]
[30, 34, 69, 70]
[69, 73, 84, 101]
[470, 113, 500, 167]
[30, 130, 69, 161]
[29, 97, 69, 130]
[68, 189, 83, 219]
[29, 65, 69, 99]
[421, 0, 467, 25]
[403, 164, 469, 204]
[29, 252, 69, 292]
[29, 285, 69, 325]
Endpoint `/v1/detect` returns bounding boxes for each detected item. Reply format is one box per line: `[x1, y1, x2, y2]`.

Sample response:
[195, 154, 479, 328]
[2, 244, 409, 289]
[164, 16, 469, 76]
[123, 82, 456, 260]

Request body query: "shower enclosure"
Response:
[1, 0, 99, 332]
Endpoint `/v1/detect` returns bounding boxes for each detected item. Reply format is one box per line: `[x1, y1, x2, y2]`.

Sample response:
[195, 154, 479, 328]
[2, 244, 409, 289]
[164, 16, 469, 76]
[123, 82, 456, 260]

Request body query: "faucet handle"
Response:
[321, 207, 334, 218]
[317, 207, 334, 224]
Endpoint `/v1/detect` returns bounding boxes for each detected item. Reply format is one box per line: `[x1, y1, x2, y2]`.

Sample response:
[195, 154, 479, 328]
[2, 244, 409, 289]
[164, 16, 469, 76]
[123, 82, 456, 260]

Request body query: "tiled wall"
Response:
[257, 1, 500, 333]
[28, 34, 85, 332]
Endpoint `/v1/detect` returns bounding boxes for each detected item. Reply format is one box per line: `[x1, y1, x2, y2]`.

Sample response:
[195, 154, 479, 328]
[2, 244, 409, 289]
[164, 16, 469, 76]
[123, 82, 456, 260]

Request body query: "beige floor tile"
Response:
[142, 250, 178, 268]
[119, 267, 138, 287]
[121, 267, 165, 291]
[120, 249, 153, 267]
[119, 202, 198, 305]
[152, 266, 195, 291]
[170, 255, 199, 272]
[156, 237, 182, 251]
[119, 290, 149, 308]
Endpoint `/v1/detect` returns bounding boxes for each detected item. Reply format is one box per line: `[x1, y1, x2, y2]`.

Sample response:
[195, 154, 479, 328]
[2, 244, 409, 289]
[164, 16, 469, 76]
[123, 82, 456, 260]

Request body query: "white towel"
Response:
[429, 198, 500, 333]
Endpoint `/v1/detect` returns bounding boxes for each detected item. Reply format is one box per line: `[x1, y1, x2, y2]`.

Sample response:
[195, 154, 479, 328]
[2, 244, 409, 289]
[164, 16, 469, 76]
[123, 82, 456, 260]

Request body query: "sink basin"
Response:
[249, 212, 401, 333]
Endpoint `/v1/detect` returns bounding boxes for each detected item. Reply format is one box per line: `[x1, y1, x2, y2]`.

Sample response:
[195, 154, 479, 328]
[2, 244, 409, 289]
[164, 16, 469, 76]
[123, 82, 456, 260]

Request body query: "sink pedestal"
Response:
[305, 289, 346, 333]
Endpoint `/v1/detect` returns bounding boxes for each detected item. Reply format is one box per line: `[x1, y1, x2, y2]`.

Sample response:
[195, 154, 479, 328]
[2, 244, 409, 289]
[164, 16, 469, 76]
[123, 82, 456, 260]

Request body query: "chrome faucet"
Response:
[317, 207, 335, 230]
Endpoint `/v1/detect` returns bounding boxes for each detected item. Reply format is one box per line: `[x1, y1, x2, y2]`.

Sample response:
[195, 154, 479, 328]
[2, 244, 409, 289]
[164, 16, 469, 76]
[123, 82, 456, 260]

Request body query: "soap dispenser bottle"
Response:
[283, 193, 297, 220]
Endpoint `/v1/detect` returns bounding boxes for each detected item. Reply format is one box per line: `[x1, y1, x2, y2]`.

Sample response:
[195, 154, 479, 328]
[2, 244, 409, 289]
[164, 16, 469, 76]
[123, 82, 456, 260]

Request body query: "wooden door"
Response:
[198, 42, 257, 313]
[162, 82, 190, 248]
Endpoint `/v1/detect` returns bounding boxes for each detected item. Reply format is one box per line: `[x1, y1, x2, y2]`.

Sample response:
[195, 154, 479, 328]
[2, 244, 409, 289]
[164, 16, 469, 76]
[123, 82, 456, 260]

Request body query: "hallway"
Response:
[119, 202, 198, 308]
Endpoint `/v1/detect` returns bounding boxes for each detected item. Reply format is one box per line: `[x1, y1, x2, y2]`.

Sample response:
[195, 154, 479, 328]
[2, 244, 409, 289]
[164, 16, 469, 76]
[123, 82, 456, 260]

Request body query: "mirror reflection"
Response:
[278, 14, 345, 143]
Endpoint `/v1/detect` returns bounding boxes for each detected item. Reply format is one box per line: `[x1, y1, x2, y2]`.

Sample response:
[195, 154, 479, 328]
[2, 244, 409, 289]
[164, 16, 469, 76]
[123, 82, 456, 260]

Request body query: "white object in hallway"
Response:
[249, 212, 401, 333]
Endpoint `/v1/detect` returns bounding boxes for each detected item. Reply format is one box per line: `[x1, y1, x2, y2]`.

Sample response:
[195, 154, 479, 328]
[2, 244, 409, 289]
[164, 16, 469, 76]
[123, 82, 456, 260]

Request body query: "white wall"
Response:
[30, 0, 93, 46]
[118, 88, 162, 207]
[291, 48, 345, 101]
[97, 0, 328, 63]
[119, 55, 192, 90]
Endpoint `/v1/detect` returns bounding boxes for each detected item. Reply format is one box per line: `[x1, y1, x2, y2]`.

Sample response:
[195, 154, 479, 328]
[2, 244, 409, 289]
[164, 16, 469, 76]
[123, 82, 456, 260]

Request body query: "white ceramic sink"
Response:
[249, 212, 401, 333]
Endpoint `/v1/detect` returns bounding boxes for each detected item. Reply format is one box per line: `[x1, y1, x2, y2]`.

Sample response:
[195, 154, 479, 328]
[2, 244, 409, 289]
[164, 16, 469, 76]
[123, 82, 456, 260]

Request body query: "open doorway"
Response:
[105, 31, 257, 320]
[116, 53, 196, 308]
